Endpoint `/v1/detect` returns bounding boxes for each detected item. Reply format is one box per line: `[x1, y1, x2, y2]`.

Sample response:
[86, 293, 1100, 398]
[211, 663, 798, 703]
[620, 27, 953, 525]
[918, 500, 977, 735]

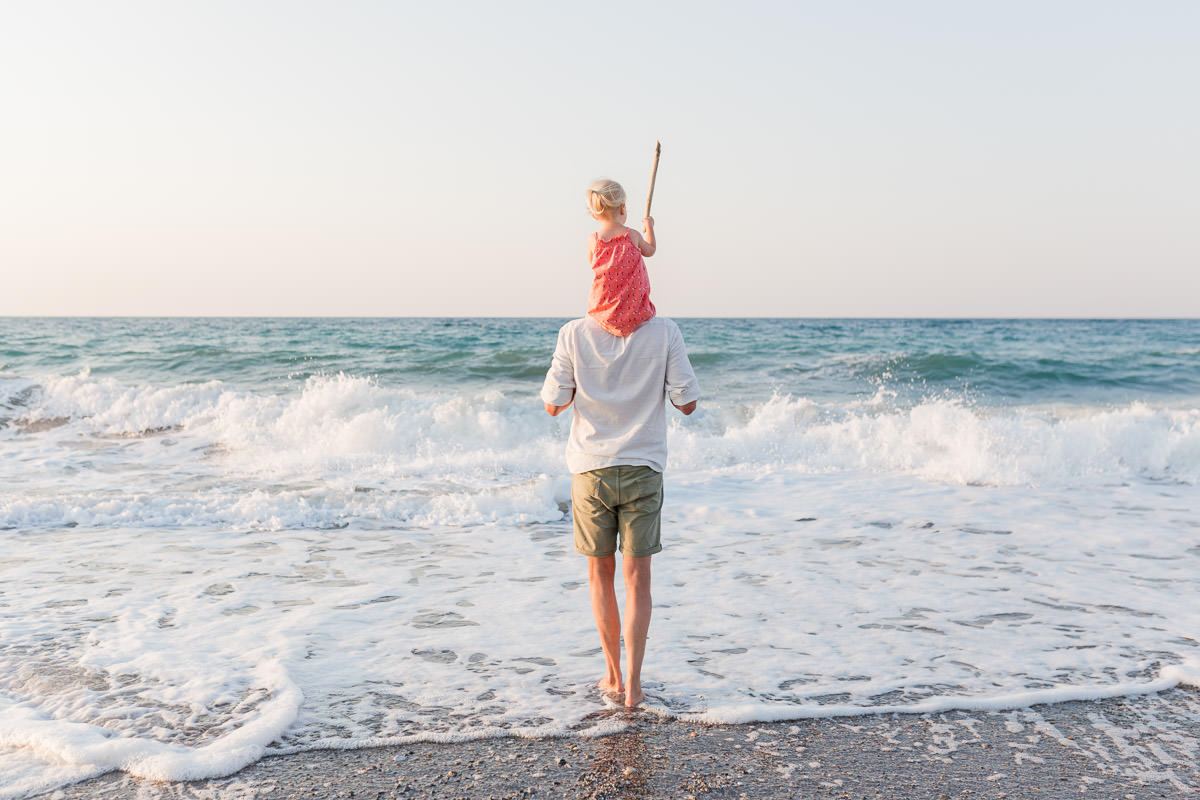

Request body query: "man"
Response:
[541, 315, 700, 709]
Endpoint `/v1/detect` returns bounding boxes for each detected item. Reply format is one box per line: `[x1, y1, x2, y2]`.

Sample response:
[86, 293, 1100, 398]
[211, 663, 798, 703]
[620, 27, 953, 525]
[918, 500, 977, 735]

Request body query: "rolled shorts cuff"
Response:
[575, 542, 664, 558]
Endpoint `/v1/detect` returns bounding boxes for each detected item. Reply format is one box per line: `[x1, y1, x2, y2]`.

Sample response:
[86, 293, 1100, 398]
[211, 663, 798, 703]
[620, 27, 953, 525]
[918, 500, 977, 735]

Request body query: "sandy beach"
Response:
[39, 687, 1198, 799]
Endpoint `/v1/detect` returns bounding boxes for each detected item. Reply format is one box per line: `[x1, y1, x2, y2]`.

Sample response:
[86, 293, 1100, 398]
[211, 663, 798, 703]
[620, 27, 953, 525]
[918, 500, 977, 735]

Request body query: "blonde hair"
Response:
[586, 179, 626, 219]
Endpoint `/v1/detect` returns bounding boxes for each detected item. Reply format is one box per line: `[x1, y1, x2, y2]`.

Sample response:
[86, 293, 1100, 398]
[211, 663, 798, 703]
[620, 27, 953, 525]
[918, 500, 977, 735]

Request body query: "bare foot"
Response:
[624, 686, 645, 709]
[598, 677, 624, 698]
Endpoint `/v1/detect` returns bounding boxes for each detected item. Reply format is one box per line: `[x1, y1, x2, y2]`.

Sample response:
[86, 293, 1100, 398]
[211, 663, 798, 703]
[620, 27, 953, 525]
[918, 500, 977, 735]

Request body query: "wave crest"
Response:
[2, 372, 1196, 532]
[672, 394, 1200, 486]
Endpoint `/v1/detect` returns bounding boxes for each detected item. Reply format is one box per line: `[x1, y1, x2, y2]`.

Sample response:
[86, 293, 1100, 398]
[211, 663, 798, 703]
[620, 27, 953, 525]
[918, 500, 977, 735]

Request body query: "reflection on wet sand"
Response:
[579, 712, 652, 799]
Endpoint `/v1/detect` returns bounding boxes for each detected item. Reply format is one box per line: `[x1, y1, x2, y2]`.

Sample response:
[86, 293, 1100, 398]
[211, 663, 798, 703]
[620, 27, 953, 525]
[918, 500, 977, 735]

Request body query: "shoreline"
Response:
[36, 687, 1200, 799]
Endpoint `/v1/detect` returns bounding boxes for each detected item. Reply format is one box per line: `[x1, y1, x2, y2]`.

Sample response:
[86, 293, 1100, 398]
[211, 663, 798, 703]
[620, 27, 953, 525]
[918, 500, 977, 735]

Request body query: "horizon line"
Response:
[1, 314, 1197, 322]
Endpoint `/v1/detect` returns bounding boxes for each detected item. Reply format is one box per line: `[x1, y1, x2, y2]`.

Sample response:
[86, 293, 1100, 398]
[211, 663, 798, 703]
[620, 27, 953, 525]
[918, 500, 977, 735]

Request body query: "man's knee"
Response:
[622, 555, 652, 588]
[589, 555, 617, 582]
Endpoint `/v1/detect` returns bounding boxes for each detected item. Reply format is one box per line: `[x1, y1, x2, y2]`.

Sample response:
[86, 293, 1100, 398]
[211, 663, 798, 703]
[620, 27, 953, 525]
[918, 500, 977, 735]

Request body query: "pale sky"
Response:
[2, 1, 1197, 317]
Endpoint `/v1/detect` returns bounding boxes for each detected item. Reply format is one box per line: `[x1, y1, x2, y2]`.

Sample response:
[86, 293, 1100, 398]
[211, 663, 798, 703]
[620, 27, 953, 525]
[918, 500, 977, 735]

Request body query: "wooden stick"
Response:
[645, 140, 661, 219]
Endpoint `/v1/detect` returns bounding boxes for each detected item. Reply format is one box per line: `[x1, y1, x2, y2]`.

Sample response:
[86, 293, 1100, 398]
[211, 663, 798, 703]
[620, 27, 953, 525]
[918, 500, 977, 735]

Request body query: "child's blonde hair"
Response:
[587, 179, 626, 219]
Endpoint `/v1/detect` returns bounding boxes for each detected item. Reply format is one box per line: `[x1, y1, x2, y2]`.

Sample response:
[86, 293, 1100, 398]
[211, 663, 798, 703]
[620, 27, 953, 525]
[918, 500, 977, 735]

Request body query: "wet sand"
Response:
[40, 688, 1199, 799]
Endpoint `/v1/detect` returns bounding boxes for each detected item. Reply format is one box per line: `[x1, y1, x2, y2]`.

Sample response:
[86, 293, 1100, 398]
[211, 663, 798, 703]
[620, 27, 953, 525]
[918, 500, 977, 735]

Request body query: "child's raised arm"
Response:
[632, 216, 656, 257]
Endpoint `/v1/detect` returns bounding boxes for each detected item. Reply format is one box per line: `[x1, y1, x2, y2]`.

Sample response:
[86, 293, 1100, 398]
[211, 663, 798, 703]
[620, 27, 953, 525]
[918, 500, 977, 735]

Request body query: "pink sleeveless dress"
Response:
[587, 230, 656, 337]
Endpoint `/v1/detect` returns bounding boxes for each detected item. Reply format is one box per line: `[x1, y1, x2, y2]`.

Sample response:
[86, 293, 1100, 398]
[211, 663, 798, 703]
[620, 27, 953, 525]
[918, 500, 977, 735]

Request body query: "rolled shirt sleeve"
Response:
[540, 326, 577, 407]
[665, 322, 701, 407]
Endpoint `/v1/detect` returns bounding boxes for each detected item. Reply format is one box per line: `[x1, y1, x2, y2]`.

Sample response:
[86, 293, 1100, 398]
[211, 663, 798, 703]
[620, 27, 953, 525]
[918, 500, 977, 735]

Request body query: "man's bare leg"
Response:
[588, 555, 623, 696]
[622, 555, 653, 708]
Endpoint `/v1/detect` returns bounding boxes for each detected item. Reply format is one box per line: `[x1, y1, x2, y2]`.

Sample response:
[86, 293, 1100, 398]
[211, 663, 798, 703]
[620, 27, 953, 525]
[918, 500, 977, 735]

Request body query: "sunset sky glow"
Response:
[3, 1, 1197, 317]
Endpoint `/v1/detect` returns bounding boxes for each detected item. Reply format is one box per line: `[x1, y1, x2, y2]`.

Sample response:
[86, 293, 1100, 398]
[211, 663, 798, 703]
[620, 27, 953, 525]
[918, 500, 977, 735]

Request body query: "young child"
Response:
[586, 179, 657, 336]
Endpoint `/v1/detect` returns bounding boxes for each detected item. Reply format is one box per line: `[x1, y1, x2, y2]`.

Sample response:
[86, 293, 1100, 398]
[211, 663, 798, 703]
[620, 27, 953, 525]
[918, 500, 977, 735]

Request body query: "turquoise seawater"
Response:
[2, 317, 1198, 405]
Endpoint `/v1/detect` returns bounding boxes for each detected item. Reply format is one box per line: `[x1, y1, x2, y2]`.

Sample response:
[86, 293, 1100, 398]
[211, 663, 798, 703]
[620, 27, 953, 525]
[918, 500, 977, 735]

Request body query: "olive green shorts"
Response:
[571, 465, 664, 558]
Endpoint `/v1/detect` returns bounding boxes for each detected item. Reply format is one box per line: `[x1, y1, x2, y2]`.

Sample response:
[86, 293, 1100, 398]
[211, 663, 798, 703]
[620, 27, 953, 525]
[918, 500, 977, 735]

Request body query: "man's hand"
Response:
[545, 392, 574, 416]
[674, 400, 697, 416]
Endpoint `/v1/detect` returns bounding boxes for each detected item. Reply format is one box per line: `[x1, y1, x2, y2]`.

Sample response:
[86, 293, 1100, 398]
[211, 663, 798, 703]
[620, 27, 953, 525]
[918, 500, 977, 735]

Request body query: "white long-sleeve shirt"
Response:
[541, 316, 701, 474]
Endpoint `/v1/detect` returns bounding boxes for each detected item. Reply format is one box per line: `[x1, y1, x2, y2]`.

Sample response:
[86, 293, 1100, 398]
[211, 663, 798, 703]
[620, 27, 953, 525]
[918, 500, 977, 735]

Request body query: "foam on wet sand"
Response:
[38, 688, 1200, 799]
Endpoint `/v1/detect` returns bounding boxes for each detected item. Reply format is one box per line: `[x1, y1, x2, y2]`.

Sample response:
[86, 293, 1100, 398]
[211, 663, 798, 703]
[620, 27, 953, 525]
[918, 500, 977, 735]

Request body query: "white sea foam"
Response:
[2, 372, 1200, 795]
[0, 662, 300, 782]
[2, 373, 1197, 533]
[671, 394, 1200, 485]
[680, 664, 1200, 725]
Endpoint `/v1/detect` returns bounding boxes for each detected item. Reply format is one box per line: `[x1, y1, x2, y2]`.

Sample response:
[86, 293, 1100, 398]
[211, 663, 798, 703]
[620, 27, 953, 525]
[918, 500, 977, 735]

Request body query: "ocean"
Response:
[1, 317, 1198, 796]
